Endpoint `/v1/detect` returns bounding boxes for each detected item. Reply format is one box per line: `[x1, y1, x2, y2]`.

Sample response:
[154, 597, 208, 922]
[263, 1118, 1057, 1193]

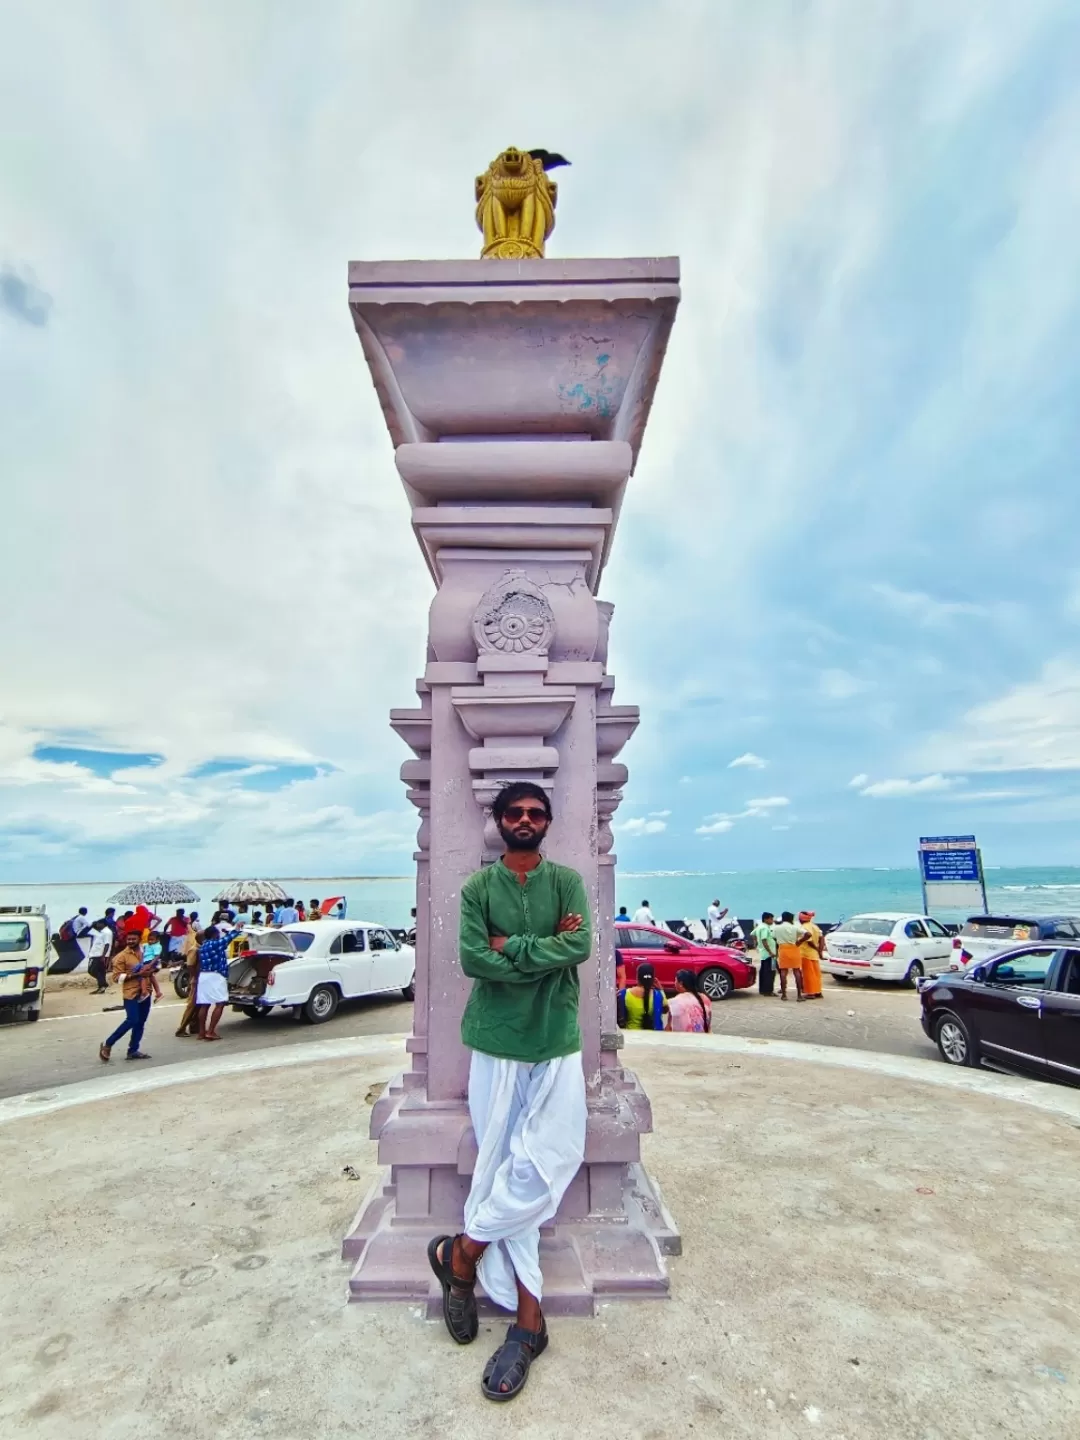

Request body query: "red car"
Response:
[614, 921, 756, 1001]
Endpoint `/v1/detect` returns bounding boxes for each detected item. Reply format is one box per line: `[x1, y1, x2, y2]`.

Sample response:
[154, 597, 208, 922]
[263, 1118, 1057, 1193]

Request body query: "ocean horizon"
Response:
[7, 864, 1080, 931]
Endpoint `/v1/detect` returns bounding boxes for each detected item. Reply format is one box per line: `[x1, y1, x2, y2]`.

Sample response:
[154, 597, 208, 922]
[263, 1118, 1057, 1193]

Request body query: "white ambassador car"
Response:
[227, 920, 415, 1023]
[822, 913, 954, 986]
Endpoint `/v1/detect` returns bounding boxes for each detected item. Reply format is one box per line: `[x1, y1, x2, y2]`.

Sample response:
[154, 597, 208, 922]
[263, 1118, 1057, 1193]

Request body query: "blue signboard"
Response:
[918, 835, 987, 913]
[919, 836, 980, 884]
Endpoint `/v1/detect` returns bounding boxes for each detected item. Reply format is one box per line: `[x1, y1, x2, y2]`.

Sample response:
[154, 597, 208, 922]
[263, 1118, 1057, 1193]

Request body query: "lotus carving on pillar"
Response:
[472, 570, 555, 657]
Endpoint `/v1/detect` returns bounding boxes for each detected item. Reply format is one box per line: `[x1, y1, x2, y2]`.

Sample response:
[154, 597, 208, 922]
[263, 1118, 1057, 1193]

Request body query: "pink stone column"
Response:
[343, 258, 681, 1313]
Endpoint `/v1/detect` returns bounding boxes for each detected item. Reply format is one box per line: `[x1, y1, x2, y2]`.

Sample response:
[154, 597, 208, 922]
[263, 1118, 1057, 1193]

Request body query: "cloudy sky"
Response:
[2, 0, 1079, 881]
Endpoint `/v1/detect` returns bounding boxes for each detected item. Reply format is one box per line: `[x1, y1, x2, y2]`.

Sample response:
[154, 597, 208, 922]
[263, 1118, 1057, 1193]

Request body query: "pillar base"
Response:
[344, 1161, 678, 1316]
[342, 1068, 680, 1315]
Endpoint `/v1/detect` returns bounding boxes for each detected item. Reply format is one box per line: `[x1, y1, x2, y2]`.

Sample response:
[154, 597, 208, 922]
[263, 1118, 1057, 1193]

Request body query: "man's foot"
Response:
[481, 1318, 548, 1401]
[126, 1051, 152, 1060]
[98, 1043, 111, 1063]
[427, 1235, 479, 1344]
[202, 1033, 221, 1041]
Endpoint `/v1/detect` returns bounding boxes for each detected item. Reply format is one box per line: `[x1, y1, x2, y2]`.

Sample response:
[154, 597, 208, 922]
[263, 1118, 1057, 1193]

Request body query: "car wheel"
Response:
[699, 966, 734, 1001]
[831, 974, 852, 984]
[245, 1007, 272, 1020]
[402, 972, 415, 1002]
[173, 969, 192, 1001]
[303, 985, 339, 1024]
[935, 1012, 978, 1067]
[26, 1007, 40, 1023]
[905, 960, 925, 987]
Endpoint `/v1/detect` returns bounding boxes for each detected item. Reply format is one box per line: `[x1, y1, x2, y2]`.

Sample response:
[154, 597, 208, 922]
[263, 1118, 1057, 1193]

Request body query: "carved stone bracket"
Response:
[472, 569, 556, 657]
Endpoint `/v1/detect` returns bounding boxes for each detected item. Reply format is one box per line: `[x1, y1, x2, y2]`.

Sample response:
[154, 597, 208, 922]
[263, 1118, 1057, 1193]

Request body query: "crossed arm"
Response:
[459, 877, 592, 983]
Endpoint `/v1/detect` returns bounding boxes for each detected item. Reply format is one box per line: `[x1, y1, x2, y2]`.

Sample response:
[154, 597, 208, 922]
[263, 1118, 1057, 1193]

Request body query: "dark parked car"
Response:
[920, 943, 1080, 1084]
[614, 921, 756, 1001]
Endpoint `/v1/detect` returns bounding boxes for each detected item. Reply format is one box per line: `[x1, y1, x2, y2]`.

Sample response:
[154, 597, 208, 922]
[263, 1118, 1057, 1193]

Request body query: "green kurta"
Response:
[459, 857, 592, 1064]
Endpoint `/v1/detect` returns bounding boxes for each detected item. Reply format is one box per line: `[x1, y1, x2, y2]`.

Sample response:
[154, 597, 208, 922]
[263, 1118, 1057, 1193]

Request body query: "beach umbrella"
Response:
[106, 879, 201, 907]
[213, 880, 289, 906]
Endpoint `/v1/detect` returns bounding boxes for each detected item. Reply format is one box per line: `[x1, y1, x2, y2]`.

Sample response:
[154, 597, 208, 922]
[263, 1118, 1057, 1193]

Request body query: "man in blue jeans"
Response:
[99, 931, 160, 1062]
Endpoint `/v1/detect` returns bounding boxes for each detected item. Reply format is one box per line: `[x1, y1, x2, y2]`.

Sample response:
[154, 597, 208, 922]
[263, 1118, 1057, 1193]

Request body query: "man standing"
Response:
[706, 899, 728, 940]
[632, 899, 656, 926]
[174, 923, 203, 1037]
[86, 919, 113, 994]
[773, 910, 804, 1001]
[752, 911, 778, 996]
[616, 905, 629, 922]
[427, 781, 591, 1403]
[163, 908, 189, 959]
[195, 923, 243, 1040]
[273, 898, 299, 927]
[798, 911, 824, 999]
[99, 932, 158, 1061]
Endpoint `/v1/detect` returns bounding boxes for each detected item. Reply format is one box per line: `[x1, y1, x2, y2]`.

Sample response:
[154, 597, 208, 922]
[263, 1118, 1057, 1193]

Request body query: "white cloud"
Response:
[771, 825, 791, 831]
[728, 752, 767, 770]
[744, 796, 790, 812]
[617, 817, 668, 837]
[647, 809, 672, 818]
[848, 773, 869, 789]
[695, 819, 734, 835]
[858, 774, 957, 798]
[921, 661, 1080, 772]
[870, 583, 988, 627]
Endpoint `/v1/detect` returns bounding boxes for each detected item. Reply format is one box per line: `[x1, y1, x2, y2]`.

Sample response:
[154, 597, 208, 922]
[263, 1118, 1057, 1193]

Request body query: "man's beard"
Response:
[498, 820, 546, 852]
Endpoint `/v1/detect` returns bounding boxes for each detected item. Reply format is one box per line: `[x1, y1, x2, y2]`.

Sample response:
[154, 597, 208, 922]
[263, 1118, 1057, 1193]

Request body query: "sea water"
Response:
[5, 865, 1080, 930]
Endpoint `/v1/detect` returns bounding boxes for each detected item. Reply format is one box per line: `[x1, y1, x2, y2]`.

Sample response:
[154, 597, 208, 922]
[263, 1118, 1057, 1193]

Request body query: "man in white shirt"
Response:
[706, 900, 729, 940]
[87, 920, 113, 993]
[631, 900, 656, 926]
[70, 907, 91, 938]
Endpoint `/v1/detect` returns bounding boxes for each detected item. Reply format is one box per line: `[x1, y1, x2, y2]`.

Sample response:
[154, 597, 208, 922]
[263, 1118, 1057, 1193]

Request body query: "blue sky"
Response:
[2, 1, 1080, 880]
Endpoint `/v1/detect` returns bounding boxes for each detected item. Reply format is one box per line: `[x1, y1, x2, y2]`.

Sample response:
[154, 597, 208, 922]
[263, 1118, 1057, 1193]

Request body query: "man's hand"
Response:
[557, 913, 583, 934]
[488, 935, 507, 953]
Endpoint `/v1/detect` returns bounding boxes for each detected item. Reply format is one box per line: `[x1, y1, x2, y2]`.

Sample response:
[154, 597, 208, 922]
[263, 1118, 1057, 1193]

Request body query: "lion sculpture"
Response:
[475, 147, 568, 260]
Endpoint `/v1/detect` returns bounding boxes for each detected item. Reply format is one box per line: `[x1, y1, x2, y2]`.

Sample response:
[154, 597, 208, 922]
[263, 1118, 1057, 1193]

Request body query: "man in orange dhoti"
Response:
[798, 910, 824, 999]
[772, 911, 804, 1001]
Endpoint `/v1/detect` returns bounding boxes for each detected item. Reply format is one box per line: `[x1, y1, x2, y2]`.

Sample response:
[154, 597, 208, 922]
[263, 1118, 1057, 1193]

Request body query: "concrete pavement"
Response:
[0, 1034, 1077, 1439]
[0, 974, 934, 1098]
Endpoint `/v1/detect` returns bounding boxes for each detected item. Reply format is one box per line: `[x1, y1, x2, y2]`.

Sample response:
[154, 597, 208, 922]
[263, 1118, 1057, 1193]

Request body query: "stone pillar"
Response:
[343, 258, 681, 1312]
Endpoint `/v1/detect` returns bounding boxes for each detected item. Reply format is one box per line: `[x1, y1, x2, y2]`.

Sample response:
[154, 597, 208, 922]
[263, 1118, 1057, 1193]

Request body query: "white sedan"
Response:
[227, 920, 415, 1023]
[822, 913, 954, 986]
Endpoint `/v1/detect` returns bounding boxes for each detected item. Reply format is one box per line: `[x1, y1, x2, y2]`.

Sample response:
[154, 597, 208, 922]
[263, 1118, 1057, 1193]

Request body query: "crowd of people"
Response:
[613, 899, 827, 1035]
[46, 897, 347, 1062]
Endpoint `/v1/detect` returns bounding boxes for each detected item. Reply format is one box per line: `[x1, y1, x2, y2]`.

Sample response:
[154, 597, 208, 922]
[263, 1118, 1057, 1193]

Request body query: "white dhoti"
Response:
[464, 1049, 587, 1313]
[196, 971, 228, 1005]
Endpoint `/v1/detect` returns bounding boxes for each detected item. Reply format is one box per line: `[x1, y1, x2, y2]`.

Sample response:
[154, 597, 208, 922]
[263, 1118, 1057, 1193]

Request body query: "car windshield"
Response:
[960, 918, 1037, 940]
[832, 917, 895, 937]
[0, 922, 30, 953]
[286, 931, 316, 952]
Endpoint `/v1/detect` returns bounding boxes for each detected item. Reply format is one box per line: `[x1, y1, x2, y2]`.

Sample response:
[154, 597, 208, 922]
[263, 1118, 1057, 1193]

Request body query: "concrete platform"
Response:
[0, 1033, 1077, 1439]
